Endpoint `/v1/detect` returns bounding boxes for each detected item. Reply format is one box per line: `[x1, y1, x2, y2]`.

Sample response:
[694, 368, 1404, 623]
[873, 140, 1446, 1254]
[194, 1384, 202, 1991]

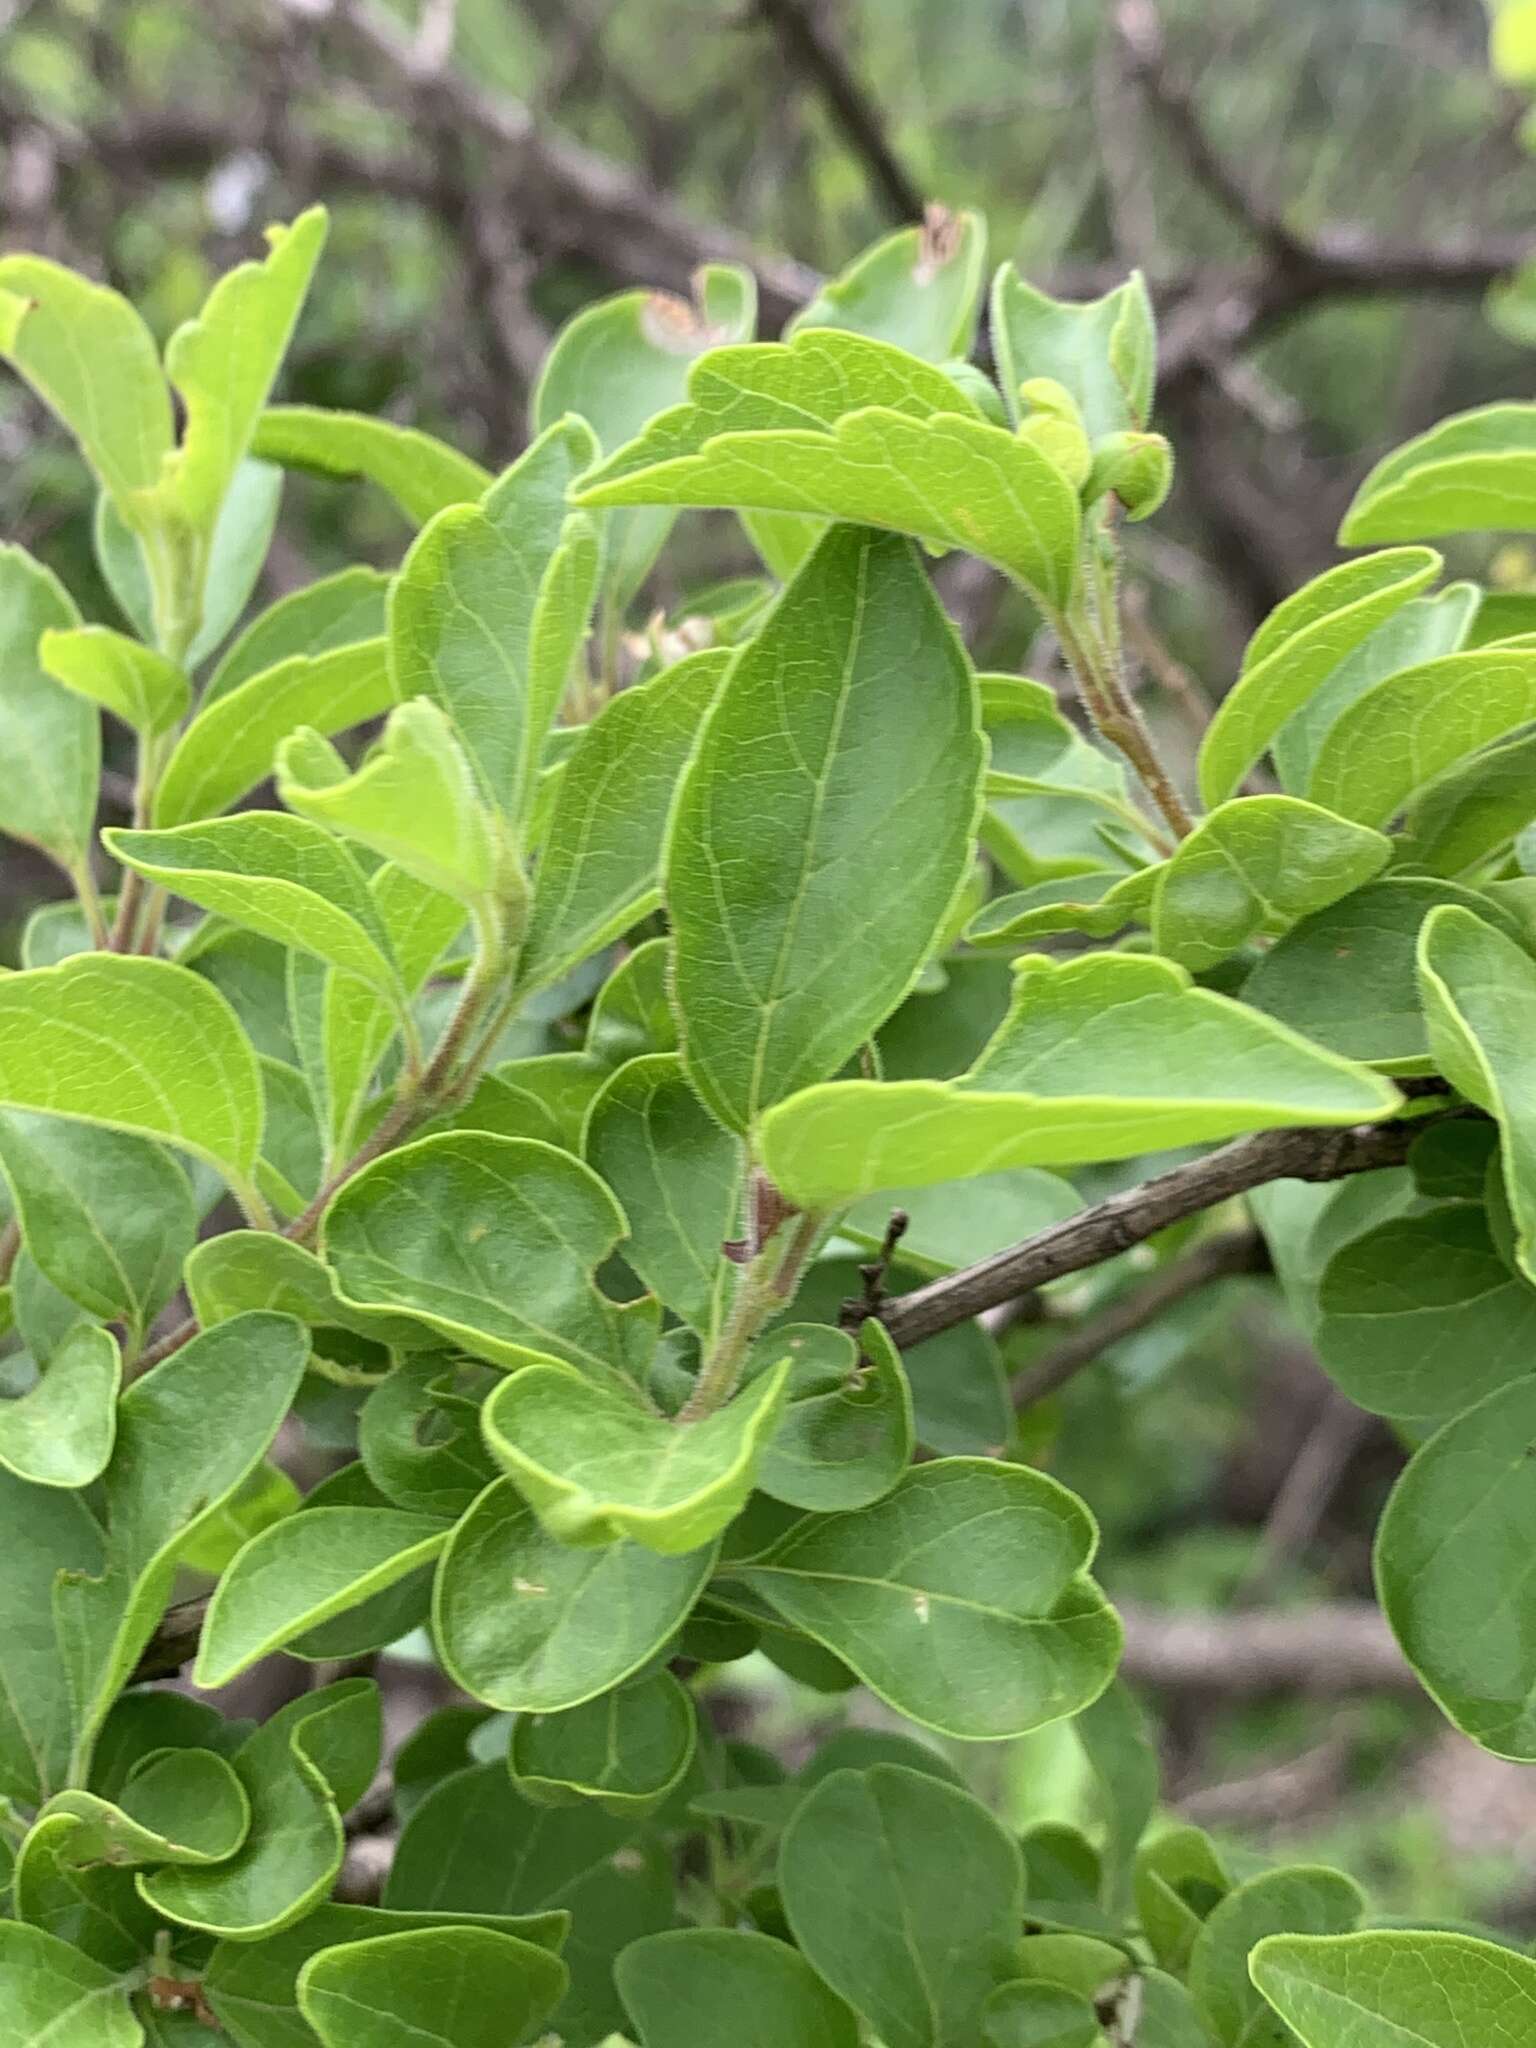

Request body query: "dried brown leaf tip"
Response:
[915, 203, 963, 283]
[642, 268, 735, 354]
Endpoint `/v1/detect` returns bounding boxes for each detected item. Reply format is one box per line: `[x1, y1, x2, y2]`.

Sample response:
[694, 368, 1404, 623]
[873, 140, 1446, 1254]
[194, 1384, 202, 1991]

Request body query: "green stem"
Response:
[1056, 613, 1195, 841]
[70, 859, 112, 949]
[677, 1209, 824, 1424]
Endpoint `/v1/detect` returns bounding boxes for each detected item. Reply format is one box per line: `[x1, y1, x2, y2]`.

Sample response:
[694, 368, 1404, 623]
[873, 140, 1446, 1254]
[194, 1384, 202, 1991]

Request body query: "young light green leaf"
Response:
[1307, 648, 1536, 826]
[205, 563, 389, 703]
[0, 1470, 103, 1805]
[325, 1133, 651, 1384]
[0, 257, 172, 519]
[755, 1320, 913, 1513]
[278, 700, 498, 908]
[618, 1927, 859, 2048]
[0, 1324, 119, 1489]
[0, 956, 265, 1198]
[759, 952, 1399, 1210]
[779, 1764, 1024, 2048]
[583, 1053, 744, 1337]
[511, 1670, 696, 1818]
[792, 206, 987, 362]
[667, 525, 983, 1132]
[196, 1508, 453, 1687]
[727, 1459, 1120, 1739]
[1188, 1865, 1363, 2048]
[1196, 548, 1440, 808]
[0, 545, 97, 877]
[1250, 1928, 1536, 2048]
[1151, 795, 1390, 972]
[1418, 904, 1536, 1283]
[40, 626, 189, 737]
[107, 814, 403, 1005]
[483, 1357, 790, 1554]
[0, 1921, 141, 2048]
[1340, 402, 1536, 543]
[156, 639, 393, 827]
[253, 405, 491, 524]
[389, 417, 600, 829]
[141, 1679, 380, 1939]
[39, 1747, 249, 1867]
[434, 1478, 714, 1712]
[990, 264, 1155, 435]
[520, 649, 728, 993]
[297, 1924, 568, 2048]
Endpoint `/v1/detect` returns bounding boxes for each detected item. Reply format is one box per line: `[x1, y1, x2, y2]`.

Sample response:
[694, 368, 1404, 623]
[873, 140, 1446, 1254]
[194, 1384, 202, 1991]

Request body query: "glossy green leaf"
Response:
[583, 1053, 743, 1336]
[434, 1478, 714, 1711]
[511, 1669, 696, 1817]
[666, 525, 983, 1131]
[483, 1357, 789, 1553]
[1340, 403, 1536, 543]
[1250, 1928, 1536, 2047]
[326, 1132, 650, 1382]
[1418, 905, 1536, 1283]
[157, 640, 393, 827]
[0, 545, 97, 875]
[728, 1459, 1119, 1739]
[278, 700, 498, 909]
[792, 207, 987, 362]
[196, 1507, 452, 1686]
[252, 406, 491, 524]
[1152, 796, 1390, 971]
[390, 418, 599, 829]
[756, 1320, 913, 1511]
[0, 1324, 119, 1487]
[990, 264, 1154, 436]
[0, 956, 265, 1202]
[297, 1924, 567, 2048]
[759, 952, 1399, 1210]
[0, 1469, 103, 1804]
[39, 1746, 249, 1866]
[141, 1679, 380, 1939]
[619, 1927, 859, 2048]
[1189, 1866, 1363, 2048]
[205, 564, 389, 703]
[1307, 648, 1536, 826]
[40, 626, 189, 737]
[1197, 549, 1440, 808]
[780, 1764, 1024, 2048]
[520, 649, 727, 993]
[0, 1920, 141, 2048]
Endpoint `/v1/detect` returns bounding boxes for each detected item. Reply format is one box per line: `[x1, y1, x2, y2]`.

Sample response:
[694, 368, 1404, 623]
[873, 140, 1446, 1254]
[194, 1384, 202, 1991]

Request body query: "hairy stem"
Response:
[677, 1209, 823, 1423]
[1057, 612, 1195, 840]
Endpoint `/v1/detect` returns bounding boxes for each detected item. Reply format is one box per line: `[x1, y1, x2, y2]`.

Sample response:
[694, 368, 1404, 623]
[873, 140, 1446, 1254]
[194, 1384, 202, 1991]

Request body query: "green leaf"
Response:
[969, 870, 1157, 950]
[618, 1927, 860, 2048]
[327, 1132, 652, 1381]
[1376, 1375, 1536, 1758]
[1418, 905, 1536, 1284]
[0, 1112, 194, 1339]
[297, 1925, 567, 2048]
[1306, 648, 1536, 827]
[755, 1319, 913, 1512]
[981, 1982, 1098, 2048]
[141, 1679, 380, 1939]
[1136, 1826, 1229, 1977]
[185, 1230, 425, 1353]
[727, 1459, 1120, 1739]
[1395, 725, 1536, 877]
[434, 1478, 714, 1711]
[253, 405, 492, 524]
[520, 649, 727, 993]
[205, 565, 389, 703]
[1151, 797, 1390, 972]
[38, 1747, 249, 1866]
[278, 700, 498, 909]
[1313, 1204, 1536, 1427]
[1075, 1677, 1158, 1917]
[1250, 1928, 1536, 2047]
[0, 1469, 103, 1804]
[40, 626, 189, 737]
[0, 1921, 141, 2048]
[1244, 876, 1527, 1072]
[180, 1458, 301, 1579]
[779, 1763, 1024, 2048]
[0, 1324, 119, 1488]
[196, 1507, 453, 1686]
[583, 1053, 744, 1337]
[533, 266, 756, 611]
[759, 952, 1399, 1210]
[108, 815, 403, 1005]
[488, 1351, 789, 1550]
[360, 1355, 499, 1516]
[1340, 403, 1536, 543]
[13, 1807, 161, 1972]
[157, 640, 393, 827]
[54, 1312, 310, 1773]
[1188, 1866, 1363, 2048]
[792, 207, 987, 362]
[1196, 549, 1440, 808]
[390, 418, 600, 829]
[666, 525, 984, 1132]
[511, 1670, 696, 1818]
[0, 956, 265, 1202]
[0, 545, 97, 875]
[0, 256, 172, 519]
[989, 264, 1155, 435]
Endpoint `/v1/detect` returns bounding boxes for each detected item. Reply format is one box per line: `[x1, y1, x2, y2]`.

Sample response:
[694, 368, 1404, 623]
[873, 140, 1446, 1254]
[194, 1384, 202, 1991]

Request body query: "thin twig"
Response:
[753, 0, 925, 224]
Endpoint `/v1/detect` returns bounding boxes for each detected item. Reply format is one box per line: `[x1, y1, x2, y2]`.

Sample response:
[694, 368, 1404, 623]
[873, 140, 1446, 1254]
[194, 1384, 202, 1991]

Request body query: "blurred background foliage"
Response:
[6, 0, 1536, 1932]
